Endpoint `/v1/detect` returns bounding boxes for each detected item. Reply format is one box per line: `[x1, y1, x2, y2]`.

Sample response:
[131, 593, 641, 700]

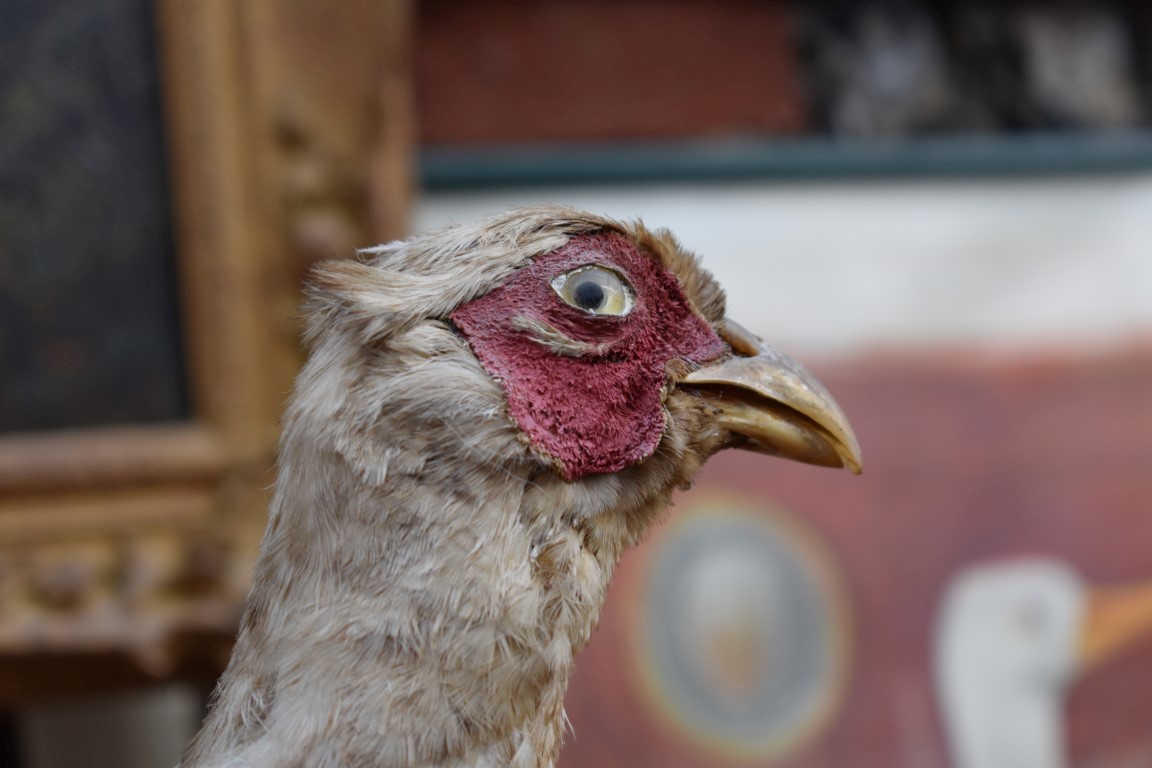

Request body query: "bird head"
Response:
[939, 560, 1152, 692]
[936, 559, 1152, 768]
[304, 206, 859, 516]
[180, 207, 862, 768]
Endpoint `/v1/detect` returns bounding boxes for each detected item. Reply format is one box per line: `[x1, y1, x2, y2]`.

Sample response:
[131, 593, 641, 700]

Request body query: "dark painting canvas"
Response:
[0, 0, 187, 433]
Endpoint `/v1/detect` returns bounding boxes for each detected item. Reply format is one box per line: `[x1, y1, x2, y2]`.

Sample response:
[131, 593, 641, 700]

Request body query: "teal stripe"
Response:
[421, 133, 1152, 189]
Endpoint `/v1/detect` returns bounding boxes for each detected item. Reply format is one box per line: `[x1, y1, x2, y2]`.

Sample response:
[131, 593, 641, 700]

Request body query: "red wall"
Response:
[416, 0, 804, 144]
[560, 345, 1152, 767]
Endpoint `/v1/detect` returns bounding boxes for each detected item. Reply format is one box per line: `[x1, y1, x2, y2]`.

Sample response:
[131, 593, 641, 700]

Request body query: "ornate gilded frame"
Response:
[0, 0, 412, 701]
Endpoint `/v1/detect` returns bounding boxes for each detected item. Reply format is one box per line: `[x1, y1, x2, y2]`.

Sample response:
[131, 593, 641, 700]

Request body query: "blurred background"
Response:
[2, 0, 1152, 766]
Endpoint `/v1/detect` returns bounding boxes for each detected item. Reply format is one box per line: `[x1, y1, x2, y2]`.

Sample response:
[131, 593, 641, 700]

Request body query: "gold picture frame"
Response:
[0, 0, 412, 702]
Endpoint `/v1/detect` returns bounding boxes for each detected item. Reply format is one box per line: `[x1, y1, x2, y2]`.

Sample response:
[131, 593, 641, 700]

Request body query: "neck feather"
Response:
[183, 418, 612, 767]
[180, 323, 683, 768]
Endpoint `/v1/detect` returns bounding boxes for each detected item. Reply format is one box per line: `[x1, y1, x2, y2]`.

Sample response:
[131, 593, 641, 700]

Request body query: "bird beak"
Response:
[1078, 581, 1152, 671]
[681, 319, 862, 473]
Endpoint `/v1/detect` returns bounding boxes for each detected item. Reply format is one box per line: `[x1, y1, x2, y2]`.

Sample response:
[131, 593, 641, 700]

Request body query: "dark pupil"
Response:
[572, 279, 606, 310]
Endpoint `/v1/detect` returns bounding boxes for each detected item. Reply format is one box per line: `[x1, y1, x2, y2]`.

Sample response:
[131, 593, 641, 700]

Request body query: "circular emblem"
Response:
[634, 498, 851, 761]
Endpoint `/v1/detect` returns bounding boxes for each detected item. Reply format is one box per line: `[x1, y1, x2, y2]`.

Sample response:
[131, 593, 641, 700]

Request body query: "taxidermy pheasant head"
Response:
[181, 207, 861, 768]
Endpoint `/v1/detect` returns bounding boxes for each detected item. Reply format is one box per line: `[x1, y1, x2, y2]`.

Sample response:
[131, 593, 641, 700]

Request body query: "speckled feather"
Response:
[180, 207, 731, 768]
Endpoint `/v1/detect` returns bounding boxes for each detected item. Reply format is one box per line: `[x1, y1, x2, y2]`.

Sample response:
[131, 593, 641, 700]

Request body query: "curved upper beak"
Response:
[1079, 581, 1152, 671]
[680, 319, 862, 474]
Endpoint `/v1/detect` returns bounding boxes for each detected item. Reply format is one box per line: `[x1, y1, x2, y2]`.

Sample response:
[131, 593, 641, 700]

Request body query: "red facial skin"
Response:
[450, 232, 725, 480]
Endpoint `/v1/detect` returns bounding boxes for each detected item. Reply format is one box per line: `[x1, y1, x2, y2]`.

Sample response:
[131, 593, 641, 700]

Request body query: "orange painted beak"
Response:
[1079, 580, 1152, 671]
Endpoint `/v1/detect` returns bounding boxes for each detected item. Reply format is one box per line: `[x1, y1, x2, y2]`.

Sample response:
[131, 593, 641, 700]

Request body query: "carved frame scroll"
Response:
[0, 0, 412, 702]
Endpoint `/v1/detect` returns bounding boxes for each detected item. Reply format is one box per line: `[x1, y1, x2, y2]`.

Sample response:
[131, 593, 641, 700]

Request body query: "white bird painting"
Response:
[935, 559, 1152, 768]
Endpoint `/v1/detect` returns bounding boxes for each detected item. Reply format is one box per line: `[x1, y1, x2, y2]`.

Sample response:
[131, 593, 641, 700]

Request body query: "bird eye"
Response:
[551, 265, 635, 317]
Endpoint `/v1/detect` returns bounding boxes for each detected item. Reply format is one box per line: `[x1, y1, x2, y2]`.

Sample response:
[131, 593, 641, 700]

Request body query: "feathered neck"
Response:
[180, 322, 656, 768]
